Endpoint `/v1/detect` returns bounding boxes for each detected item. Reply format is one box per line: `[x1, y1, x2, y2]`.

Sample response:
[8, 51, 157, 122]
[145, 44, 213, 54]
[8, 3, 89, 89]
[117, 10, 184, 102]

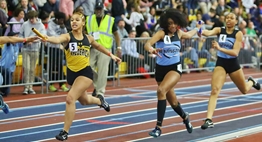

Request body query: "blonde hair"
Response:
[141, 31, 150, 37]
[0, 0, 8, 14]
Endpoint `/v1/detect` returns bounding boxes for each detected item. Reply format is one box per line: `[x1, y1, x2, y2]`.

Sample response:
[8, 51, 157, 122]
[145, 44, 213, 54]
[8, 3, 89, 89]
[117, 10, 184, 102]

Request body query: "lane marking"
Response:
[37, 102, 262, 142]
[193, 124, 262, 142]
[6, 73, 262, 104]
[129, 113, 262, 142]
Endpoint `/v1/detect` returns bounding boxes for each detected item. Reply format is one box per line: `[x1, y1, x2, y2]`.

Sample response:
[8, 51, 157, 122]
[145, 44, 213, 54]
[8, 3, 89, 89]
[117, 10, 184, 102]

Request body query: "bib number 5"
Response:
[69, 42, 78, 52]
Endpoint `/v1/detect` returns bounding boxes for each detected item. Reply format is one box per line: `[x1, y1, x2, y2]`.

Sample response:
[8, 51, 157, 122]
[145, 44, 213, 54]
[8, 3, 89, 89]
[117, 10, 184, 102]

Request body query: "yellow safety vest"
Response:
[86, 14, 114, 49]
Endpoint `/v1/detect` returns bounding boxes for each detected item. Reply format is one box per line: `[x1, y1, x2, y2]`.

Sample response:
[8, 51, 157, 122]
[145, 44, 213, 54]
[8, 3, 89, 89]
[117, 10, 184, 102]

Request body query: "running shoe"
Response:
[201, 118, 214, 130]
[183, 112, 193, 133]
[55, 130, 68, 141]
[0, 95, 9, 114]
[2, 103, 9, 114]
[248, 76, 261, 90]
[97, 94, 110, 112]
[149, 127, 162, 138]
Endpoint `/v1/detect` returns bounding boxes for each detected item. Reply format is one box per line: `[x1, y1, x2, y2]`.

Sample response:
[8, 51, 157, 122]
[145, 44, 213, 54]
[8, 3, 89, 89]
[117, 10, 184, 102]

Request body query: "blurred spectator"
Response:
[122, 3, 146, 37]
[19, 10, 46, 95]
[170, 0, 181, 8]
[41, 0, 59, 17]
[187, 0, 199, 15]
[6, 0, 19, 17]
[227, 0, 239, 9]
[0, 32, 20, 97]
[39, 10, 51, 29]
[192, 38, 213, 67]
[254, 16, 262, 35]
[74, 0, 96, 16]
[47, 11, 69, 92]
[137, 31, 156, 72]
[201, 8, 216, 29]
[152, 0, 167, 10]
[0, 0, 8, 34]
[138, 0, 153, 13]
[4, 8, 24, 36]
[181, 46, 199, 68]
[191, 12, 206, 30]
[147, 7, 157, 30]
[117, 19, 128, 40]
[16, 0, 35, 19]
[59, 0, 73, 20]
[198, 0, 211, 14]
[242, 0, 256, 13]
[86, 2, 121, 98]
[239, 28, 253, 65]
[208, 47, 217, 69]
[32, 0, 47, 10]
[233, 7, 244, 24]
[212, 13, 225, 29]
[111, 0, 126, 23]
[29, 0, 37, 10]
[246, 20, 257, 36]
[216, 0, 230, 16]
[0, 0, 8, 14]
[238, 20, 247, 30]
[121, 30, 145, 73]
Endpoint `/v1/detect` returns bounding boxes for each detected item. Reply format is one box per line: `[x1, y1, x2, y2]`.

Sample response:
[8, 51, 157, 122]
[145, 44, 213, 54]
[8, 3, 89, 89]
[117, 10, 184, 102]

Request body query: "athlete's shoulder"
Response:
[234, 27, 240, 33]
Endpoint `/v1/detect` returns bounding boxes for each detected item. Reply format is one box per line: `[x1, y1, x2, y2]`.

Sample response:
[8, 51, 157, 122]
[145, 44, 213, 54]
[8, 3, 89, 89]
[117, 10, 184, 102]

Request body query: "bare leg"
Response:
[149, 71, 180, 137]
[201, 67, 227, 130]
[206, 67, 227, 119]
[229, 69, 253, 94]
[63, 76, 92, 133]
[78, 92, 101, 105]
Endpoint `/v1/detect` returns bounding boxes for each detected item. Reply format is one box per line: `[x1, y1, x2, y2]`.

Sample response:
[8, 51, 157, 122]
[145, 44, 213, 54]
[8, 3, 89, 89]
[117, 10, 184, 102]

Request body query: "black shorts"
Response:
[215, 56, 241, 74]
[67, 66, 93, 85]
[155, 62, 182, 82]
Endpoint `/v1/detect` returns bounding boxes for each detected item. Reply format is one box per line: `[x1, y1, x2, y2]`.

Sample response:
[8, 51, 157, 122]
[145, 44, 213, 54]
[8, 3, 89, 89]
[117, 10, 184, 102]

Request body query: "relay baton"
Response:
[198, 28, 202, 34]
[198, 20, 203, 35]
[32, 28, 47, 40]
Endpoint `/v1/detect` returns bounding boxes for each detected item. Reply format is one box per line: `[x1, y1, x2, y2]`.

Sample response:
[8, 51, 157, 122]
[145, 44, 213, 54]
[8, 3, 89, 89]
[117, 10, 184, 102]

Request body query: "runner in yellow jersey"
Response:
[38, 11, 121, 141]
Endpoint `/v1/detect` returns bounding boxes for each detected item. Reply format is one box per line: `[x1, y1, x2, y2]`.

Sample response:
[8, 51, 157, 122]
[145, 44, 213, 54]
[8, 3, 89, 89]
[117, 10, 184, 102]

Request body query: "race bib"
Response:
[218, 34, 227, 43]
[177, 64, 182, 73]
[93, 32, 100, 40]
[69, 42, 78, 52]
[164, 35, 171, 44]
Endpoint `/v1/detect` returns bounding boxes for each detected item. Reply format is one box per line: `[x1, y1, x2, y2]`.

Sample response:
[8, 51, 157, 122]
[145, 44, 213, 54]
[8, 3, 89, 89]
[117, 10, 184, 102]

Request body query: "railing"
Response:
[115, 35, 261, 86]
[0, 43, 45, 94]
[0, 24, 261, 94]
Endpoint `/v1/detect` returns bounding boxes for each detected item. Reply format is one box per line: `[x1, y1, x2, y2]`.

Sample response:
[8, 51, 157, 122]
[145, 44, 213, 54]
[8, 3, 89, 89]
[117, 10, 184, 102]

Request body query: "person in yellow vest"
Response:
[86, 2, 121, 98]
[37, 11, 121, 141]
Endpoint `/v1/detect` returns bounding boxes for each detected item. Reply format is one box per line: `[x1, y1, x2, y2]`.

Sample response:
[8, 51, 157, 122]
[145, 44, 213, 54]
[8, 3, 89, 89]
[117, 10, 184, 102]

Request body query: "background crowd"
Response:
[0, 0, 261, 97]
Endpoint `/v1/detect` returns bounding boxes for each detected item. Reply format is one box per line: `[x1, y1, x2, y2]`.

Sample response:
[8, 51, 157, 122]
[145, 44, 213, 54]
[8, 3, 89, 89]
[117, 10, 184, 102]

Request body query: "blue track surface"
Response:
[0, 81, 262, 142]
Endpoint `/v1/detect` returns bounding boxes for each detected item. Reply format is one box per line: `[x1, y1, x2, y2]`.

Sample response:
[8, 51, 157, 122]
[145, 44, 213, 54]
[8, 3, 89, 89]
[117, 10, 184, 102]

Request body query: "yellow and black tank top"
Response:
[64, 32, 91, 72]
